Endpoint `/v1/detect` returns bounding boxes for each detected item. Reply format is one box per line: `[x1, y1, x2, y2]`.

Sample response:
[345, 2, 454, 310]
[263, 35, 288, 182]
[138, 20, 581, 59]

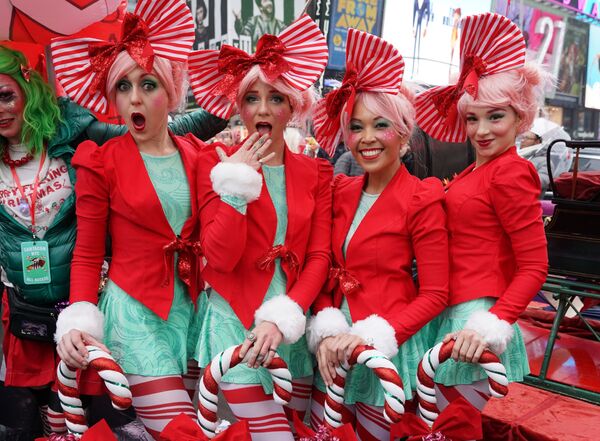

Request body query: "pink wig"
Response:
[105, 51, 186, 111]
[457, 63, 544, 135]
[236, 65, 316, 124]
[340, 84, 416, 144]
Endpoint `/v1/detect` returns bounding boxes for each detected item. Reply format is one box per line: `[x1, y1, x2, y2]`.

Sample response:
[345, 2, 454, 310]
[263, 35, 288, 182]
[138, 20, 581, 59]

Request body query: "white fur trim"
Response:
[350, 314, 398, 358]
[463, 310, 514, 355]
[54, 301, 104, 343]
[306, 307, 350, 353]
[210, 162, 262, 202]
[254, 295, 306, 345]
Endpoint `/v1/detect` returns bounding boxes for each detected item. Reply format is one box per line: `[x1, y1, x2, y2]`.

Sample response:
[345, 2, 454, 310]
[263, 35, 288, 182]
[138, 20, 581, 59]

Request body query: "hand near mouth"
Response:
[216, 132, 275, 170]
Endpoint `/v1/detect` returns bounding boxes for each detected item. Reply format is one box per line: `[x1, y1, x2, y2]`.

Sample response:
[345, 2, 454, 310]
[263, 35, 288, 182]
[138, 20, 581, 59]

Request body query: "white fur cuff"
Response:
[210, 162, 262, 203]
[54, 301, 104, 343]
[255, 295, 306, 345]
[463, 310, 514, 355]
[350, 314, 398, 359]
[306, 307, 350, 353]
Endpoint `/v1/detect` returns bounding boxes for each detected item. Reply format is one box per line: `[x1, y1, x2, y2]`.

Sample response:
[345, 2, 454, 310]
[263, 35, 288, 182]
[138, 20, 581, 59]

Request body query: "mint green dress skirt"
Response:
[99, 151, 202, 376]
[195, 165, 312, 394]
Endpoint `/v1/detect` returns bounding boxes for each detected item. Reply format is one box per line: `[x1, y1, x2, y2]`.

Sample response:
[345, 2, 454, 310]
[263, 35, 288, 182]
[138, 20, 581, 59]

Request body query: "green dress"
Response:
[314, 192, 430, 405]
[100, 151, 201, 376]
[195, 165, 313, 394]
[431, 298, 530, 385]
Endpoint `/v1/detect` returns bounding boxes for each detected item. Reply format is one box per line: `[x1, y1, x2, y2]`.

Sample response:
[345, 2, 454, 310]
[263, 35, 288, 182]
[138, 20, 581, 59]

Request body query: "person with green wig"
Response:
[0, 44, 226, 438]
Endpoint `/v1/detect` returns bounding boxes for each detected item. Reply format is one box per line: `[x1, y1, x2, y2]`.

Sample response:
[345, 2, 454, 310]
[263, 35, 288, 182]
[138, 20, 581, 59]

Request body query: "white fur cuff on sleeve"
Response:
[306, 307, 350, 353]
[350, 314, 398, 359]
[463, 310, 514, 355]
[210, 162, 262, 203]
[54, 301, 104, 343]
[255, 295, 306, 345]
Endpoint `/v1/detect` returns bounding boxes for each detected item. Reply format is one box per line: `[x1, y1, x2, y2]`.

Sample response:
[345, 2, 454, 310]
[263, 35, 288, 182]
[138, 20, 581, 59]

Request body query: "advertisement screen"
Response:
[557, 19, 589, 101]
[585, 24, 600, 109]
[381, 0, 492, 86]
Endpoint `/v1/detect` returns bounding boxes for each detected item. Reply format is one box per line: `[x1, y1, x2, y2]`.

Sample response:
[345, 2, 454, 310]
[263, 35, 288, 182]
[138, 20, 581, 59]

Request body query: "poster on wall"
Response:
[185, 0, 306, 52]
[327, 0, 385, 70]
[585, 24, 600, 109]
[381, 0, 491, 86]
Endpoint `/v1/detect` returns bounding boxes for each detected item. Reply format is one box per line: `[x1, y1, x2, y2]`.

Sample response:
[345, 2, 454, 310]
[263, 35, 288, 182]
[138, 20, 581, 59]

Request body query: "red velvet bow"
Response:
[36, 420, 117, 441]
[389, 398, 482, 441]
[256, 244, 299, 274]
[210, 34, 290, 103]
[292, 411, 357, 441]
[328, 266, 360, 297]
[430, 55, 487, 133]
[159, 413, 251, 441]
[88, 12, 154, 94]
[163, 237, 203, 288]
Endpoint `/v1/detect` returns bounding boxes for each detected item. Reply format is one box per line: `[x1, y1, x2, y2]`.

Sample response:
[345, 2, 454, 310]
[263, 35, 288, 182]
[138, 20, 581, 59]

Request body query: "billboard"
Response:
[327, 0, 386, 70]
[381, 0, 492, 86]
[556, 19, 589, 101]
[585, 24, 600, 109]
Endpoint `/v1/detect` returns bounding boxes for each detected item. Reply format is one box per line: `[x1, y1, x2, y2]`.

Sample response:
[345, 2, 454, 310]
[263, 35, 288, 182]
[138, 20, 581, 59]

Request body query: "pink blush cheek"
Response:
[378, 128, 397, 141]
[239, 106, 253, 125]
[346, 132, 360, 149]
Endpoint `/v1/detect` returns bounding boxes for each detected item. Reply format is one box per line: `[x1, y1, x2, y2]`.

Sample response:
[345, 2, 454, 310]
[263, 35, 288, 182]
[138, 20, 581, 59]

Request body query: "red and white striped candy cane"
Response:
[416, 340, 509, 427]
[324, 345, 405, 429]
[197, 344, 292, 439]
[57, 345, 132, 437]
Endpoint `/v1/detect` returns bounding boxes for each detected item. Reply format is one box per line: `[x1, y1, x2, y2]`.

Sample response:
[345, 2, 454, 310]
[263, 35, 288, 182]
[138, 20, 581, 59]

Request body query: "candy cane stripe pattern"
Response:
[324, 345, 405, 429]
[416, 340, 508, 427]
[198, 344, 293, 439]
[57, 345, 132, 436]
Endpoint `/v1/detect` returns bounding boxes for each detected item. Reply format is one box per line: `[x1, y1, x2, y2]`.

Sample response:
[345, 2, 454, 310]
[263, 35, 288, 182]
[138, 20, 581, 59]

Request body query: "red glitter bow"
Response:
[325, 62, 358, 119]
[210, 34, 289, 103]
[159, 412, 251, 440]
[430, 55, 487, 133]
[88, 13, 154, 94]
[163, 237, 203, 288]
[389, 397, 482, 441]
[36, 420, 116, 441]
[328, 266, 360, 297]
[20, 64, 32, 82]
[256, 244, 299, 274]
[292, 411, 357, 441]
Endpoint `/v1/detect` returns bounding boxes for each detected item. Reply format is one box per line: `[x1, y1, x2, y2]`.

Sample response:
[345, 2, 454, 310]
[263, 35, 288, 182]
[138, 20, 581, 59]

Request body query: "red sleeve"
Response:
[287, 159, 333, 311]
[69, 141, 109, 305]
[488, 161, 548, 324]
[197, 146, 248, 273]
[390, 178, 449, 345]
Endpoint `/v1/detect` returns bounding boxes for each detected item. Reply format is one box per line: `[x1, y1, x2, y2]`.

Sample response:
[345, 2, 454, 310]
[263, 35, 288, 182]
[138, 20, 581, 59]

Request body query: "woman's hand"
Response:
[56, 329, 110, 369]
[240, 321, 283, 368]
[216, 132, 274, 171]
[316, 333, 366, 386]
[443, 329, 488, 363]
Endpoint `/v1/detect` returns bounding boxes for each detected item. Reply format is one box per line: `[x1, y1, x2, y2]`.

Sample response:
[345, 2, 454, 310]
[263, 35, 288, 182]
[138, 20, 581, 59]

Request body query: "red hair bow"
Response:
[50, 0, 195, 115]
[415, 12, 526, 143]
[188, 14, 328, 119]
[159, 413, 251, 441]
[313, 29, 404, 155]
[389, 398, 482, 441]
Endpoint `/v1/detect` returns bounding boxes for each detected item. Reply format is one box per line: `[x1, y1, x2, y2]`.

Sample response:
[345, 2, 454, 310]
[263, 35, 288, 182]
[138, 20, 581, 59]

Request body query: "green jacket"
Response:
[0, 99, 226, 305]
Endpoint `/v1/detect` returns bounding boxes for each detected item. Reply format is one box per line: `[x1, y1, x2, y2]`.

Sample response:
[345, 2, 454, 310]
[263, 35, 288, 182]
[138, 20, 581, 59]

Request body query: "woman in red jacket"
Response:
[188, 15, 331, 440]
[51, 1, 206, 437]
[308, 29, 449, 440]
[415, 12, 549, 415]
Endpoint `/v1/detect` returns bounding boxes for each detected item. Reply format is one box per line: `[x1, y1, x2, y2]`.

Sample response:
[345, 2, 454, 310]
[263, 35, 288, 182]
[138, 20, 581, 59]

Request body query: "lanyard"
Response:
[10, 150, 47, 239]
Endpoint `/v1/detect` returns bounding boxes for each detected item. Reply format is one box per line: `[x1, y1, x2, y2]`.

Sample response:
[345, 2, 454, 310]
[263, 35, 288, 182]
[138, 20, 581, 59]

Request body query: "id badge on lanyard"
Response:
[11, 150, 52, 285]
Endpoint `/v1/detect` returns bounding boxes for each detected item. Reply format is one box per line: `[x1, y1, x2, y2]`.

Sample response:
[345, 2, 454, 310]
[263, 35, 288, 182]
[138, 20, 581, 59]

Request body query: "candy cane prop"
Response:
[57, 346, 132, 436]
[416, 340, 509, 427]
[197, 344, 292, 439]
[324, 345, 405, 429]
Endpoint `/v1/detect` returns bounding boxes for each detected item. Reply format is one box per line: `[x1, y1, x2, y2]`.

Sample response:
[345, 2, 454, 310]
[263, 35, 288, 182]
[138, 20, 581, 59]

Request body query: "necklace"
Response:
[2, 148, 34, 167]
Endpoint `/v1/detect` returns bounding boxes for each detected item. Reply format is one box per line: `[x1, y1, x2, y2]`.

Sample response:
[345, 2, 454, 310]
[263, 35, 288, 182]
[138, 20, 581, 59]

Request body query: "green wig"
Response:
[0, 45, 62, 154]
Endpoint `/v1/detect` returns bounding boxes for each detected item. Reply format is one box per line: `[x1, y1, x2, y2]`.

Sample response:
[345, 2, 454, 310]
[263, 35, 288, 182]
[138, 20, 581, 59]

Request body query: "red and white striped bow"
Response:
[415, 12, 526, 143]
[188, 14, 328, 119]
[312, 28, 405, 155]
[50, 0, 195, 115]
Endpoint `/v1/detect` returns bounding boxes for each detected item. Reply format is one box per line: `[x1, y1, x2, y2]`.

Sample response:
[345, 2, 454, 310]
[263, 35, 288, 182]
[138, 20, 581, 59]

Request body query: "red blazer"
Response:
[445, 147, 548, 324]
[197, 144, 333, 329]
[70, 132, 204, 320]
[313, 166, 449, 346]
